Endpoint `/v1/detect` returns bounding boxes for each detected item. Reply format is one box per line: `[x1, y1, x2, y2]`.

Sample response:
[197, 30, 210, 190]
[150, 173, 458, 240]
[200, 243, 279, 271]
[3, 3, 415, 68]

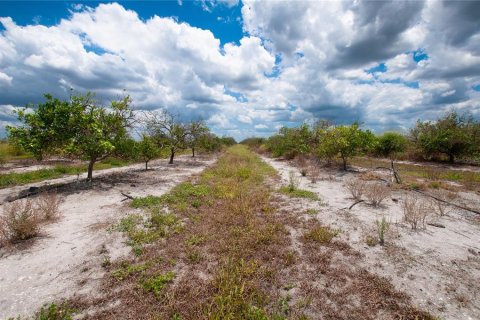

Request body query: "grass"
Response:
[67, 145, 435, 319]
[351, 156, 480, 190]
[0, 158, 132, 189]
[33, 301, 76, 320]
[279, 186, 319, 200]
[304, 225, 340, 244]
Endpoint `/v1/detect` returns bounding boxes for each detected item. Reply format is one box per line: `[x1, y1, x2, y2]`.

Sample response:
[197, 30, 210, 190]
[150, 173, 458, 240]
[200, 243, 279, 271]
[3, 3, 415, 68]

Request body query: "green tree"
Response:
[146, 110, 189, 164]
[7, 94, 75, 160]
[7, 93, 134, 180]
[137, 134, 161, 170]
[317, 123, 375, 170]
[266, 124, 312, 159]
[375, 132, 408, 183]
[412, 111, 478, 163]
[186, 120, 209, 158]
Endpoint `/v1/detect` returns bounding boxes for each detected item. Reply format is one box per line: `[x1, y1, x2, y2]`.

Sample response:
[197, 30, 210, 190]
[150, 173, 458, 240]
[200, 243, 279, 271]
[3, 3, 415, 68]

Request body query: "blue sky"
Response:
[0, 0, 479, 140]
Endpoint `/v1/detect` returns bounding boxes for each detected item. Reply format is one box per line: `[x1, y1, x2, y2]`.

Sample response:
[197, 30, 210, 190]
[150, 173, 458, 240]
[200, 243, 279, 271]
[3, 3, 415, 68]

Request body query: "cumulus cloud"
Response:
[0, 1, 479, 141]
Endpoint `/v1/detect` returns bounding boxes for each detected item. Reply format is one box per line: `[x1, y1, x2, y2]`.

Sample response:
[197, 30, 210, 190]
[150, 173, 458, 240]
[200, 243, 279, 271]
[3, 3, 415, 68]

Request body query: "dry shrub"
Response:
[364, 182, 391, 207]
[294, 155, 308, 168]
[359, 171, 382, 181]
[402, 194, 430, 230]
[344, 178, 366, 200]
[37, 192, 62, 220]
[430, 189, 457, 216]
[0, 199, 40, 245]
[309, 165, 320, 183]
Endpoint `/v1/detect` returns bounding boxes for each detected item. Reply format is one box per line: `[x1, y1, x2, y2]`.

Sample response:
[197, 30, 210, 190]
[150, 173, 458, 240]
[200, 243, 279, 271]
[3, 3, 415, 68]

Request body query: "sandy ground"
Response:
[0, 155, 215, 319]
[262, 156, 480, 320]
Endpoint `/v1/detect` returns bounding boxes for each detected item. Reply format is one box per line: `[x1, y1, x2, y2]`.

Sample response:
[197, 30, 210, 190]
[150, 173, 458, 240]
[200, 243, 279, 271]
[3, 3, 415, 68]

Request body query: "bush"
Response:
[402, 194, 430, 230]
[37, 192, 62, 220]
[287, 171, 299, 192]
[364, 182, 390, 207]
[309, 165, 320, 183]
[0, 199, 40, 244]
[430, 189, 457, 216]
[345, 178, 366, 200]
[304, 225, 340, 244]
[376, 215, 390, 246]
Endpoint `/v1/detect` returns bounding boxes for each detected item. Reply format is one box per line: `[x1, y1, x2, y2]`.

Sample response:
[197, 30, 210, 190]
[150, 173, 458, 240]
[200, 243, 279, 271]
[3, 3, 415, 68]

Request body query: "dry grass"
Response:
[402, 194, 430, 230]
[0, 192, 63, 247]
[36, 192, 62, 220]
[344, 178, 366, 200]
[0, 199, 40, 245]
[63, 146, 434, 319]
[308, 165, 320, 183]
[365, 182, 391, 207]
[429, 189, 458, 216]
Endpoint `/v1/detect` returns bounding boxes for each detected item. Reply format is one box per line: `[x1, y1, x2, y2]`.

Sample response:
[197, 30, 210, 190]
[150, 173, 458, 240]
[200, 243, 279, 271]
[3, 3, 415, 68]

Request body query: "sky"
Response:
[0, 0, 479, 140]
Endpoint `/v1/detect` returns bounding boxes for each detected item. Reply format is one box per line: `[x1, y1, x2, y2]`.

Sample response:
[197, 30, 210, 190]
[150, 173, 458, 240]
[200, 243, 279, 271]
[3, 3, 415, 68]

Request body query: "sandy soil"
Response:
[0, 155, 215, 319]
[263, 156, 480, 320]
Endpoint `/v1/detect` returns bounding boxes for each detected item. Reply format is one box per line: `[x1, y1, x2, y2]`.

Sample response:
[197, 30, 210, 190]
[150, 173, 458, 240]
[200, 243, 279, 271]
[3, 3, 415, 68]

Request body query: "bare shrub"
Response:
[430, 189, 457, 216]
[37, 192, 62, 220]
[0, 199, 40, 245]
[344, 178, 366, 200]
[365, 182, 391, 207]
[288, 171, 299, 191]
[402, 194, 430, 230]
[300, 167, 308, 177]
[309, 165, 320, 183]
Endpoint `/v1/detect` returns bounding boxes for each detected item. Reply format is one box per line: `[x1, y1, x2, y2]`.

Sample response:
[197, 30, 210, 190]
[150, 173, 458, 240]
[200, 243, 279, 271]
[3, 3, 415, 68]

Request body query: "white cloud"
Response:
[0, 1, 479, 139]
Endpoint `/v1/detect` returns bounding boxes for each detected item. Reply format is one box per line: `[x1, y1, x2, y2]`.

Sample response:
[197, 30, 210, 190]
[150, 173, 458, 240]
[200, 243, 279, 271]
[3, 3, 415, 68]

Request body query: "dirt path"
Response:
[262, 156, 480, 319]
[0, 155, 216, 319]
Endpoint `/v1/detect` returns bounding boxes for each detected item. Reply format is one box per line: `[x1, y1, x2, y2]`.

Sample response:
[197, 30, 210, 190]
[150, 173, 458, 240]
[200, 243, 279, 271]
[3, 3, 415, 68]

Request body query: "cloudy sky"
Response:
[0, 0, 479, 140]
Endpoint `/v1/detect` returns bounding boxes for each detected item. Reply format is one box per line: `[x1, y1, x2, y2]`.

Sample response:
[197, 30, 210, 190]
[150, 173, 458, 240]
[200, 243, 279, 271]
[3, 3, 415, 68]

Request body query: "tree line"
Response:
[242, 111, 480, 169]
[6, 92, 236, 180]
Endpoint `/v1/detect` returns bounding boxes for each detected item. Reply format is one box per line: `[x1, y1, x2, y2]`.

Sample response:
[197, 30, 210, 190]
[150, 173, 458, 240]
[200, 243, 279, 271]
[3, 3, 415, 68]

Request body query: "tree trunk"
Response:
[341, 155, 347, 171]
[145, 160, 149, 171]
[192, 146, 195, 158]
[391, 159, 401, 184]
[87, 157, 95, 181]
[169, 148, 175, 164]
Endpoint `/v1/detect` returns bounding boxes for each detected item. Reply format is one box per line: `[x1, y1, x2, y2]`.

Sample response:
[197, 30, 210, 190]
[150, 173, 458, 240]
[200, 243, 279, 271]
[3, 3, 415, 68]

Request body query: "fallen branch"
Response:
[121, 192, 135, 201]
[413, 190, 480, 215]
[342, 199, 365, 210]
[427, 223, 446, 228]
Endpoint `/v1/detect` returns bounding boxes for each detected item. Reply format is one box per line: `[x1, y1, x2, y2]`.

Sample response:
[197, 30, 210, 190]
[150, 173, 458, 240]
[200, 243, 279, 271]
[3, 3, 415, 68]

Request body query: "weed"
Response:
[365, 182, 390, 207]
[430, 189, 457, 216]
[37, 192, 62, 220]
[344, 178, 366, 200]
[279, 186, 319, 200]
[141, 271, 175, 296]
[305, 208, 318, 215]
[0, 199, 40, 245]
[112, 262, 150, 281]
[34, 301, 76, 320]
[376, 215, 390, 246]
[309, 165, 320, 183]
[287, 171, 299, 192]
[402, 194, 430, 230]
[131, 196, 163, 209]
[304, 225, 340, 244]
[365, 235, 378, 247]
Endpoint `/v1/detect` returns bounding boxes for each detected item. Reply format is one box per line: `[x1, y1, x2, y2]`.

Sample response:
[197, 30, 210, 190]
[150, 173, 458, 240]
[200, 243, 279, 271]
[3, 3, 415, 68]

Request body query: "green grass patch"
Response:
[112, 262, 150, 281]
[304, 225, 340, 244]
[278, 186, 319, 200]
[141, 271, 175, 296]
[33, 301, 76, 320]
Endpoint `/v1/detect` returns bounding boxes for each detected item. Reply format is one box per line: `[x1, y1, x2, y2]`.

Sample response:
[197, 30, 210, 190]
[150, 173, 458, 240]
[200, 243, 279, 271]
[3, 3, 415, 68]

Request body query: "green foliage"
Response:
[375, 132, 408, 158]
[411, 111, 479, 163]
[266, 124, 313, 159]
[278, 186, 319, 200]
[316, 123, 375, 170]
[376, 215, 390, 246]
[112, 262, 150, 281]
[137, 134, 161, 169]
[7, 92, 134, 180]
[34, 302, 76, 320]
[186, 120, 210, 157]
[141, 271, 176, 296]
[304, 225, 340, 244]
